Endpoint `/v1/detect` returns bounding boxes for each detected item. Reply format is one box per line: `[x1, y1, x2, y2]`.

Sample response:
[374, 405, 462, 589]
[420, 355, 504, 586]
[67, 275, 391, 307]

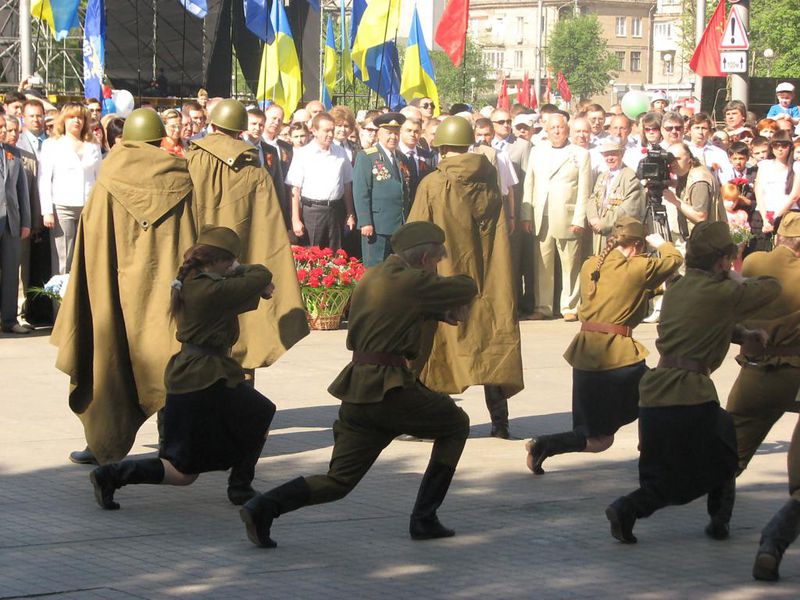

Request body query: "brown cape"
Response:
[51, 141, 196, 464]
[187, 133, 308, 368]
[408, 152, 524, 398]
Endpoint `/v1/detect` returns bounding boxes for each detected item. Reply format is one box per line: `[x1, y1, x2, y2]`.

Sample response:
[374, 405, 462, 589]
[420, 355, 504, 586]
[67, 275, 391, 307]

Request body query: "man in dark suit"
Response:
[244, 108, 290, 235]
[353, 113, 408, 267]
[262, 104, 295, 237]
[398, 117, 433, 217]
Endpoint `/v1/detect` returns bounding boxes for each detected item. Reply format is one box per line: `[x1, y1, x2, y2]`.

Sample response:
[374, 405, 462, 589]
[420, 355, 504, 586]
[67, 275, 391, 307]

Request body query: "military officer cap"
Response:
[196, 225, 241, 258]
[687, 221, 736, 259]
[614, 216, 645, 240]
[391, 222, 446, 253]
[209, 98, 248, 132]
[778, 212, 800, 237]
[599, 137, 624, 154]
[122, 108, 166, 143]
[374, 112, 406, 129]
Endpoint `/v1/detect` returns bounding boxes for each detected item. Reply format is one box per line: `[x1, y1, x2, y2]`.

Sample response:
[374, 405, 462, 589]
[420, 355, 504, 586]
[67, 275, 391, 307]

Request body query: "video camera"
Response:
[636, 145, 674, 201]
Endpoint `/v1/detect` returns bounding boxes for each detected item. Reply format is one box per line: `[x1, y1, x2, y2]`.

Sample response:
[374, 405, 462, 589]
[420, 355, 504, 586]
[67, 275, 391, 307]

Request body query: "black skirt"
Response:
[638, 402, 738, 506]
[159, 380, 276, 474]
[572, 362, 647, 437]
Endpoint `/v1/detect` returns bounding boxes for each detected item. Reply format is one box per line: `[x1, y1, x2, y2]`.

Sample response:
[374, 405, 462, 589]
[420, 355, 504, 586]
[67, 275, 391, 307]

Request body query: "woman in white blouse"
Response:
[39, 102, 102, 274]
[756, 130, 796, 235]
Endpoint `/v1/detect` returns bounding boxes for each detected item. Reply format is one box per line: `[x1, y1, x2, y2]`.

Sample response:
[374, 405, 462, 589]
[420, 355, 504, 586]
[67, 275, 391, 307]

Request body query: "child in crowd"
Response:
[749, 136, 771, 165]
[767, 82, 800, 126]
[721, 183, 751, 271]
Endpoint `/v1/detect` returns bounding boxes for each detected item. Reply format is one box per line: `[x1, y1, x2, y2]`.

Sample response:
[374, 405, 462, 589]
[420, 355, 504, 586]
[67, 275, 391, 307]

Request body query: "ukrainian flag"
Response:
[400, 7, 440, 116]
[256, 0, 303, 116]
[351, 0, 401, 84]
[31, 0, 80, 42]
[322, 17, 337, 110]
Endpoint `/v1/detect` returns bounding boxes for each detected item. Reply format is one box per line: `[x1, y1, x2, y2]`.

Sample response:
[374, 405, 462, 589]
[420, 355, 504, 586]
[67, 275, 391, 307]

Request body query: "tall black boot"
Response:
[525, 430, 587, 475]
[606, 496, 638, 544]
[89, 458, 165, 510]
[156, 410, 166, 448]
[240, 477, 311, 548]
[227, 437, 267, 506]
[409, 461, 457, 540]
[706, 477, 736, 540]
[484, 386, 510, 439]
[753, 499, 800, 581]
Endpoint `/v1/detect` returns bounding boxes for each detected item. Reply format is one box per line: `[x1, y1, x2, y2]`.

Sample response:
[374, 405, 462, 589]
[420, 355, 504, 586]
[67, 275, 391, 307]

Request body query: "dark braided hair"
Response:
[587, 234, 644, 298]
[168, 244, 236, 319]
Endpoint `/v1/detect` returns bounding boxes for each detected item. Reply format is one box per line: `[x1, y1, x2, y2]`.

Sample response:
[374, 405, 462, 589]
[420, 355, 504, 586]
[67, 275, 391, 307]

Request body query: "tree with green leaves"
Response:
[429, 36, 494, 109]
[547, 15, 618, 101]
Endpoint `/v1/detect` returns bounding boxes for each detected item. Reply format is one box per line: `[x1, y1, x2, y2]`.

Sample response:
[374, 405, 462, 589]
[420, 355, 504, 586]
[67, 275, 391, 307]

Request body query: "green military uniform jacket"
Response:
[352, 144, 407, 235]
[639, 269, 781, 408]
[187, 133, 308, 369]
[676, 165, 727, 238]
[165, 264, 272, 394]
[564, 242, 683, 371]
[586, 167, 646, 254]
[52, 141, 196, 464]
[737, 245, 800, 368]
[328, 255, 478, 404]
[408, 152, 524, 398]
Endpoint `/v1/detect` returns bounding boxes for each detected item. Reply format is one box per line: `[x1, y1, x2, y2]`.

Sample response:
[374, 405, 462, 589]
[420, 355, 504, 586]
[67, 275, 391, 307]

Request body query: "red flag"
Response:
[530, 84, 538, 110]
[518, 71, 529, 107]
[497, 77, 509, 111]
[556, 70, 572, 102]
[545, 73, 552, 104]
[434, 0, 470, 67]
[689, 0, 726, 77]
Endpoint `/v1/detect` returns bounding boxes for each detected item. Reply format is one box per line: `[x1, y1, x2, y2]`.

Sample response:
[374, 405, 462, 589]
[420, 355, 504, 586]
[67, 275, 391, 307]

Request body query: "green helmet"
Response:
[122, 108, 166, 143]
[209, 98, 248, 132]
[433, 116, 474, 148]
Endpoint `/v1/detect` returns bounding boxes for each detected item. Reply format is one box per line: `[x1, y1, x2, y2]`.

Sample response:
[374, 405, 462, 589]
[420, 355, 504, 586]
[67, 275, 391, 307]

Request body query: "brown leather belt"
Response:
[764, 345, 800, 357]
[352, 351, 406, 367]
[581, 321, 633, 337]
[657, 355, 710, 376]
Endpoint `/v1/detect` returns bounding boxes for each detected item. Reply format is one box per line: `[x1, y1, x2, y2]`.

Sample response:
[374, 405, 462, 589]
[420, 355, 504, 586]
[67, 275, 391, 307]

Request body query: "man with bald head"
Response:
[491, 109, 513, 153]
[305, 100, 325, 122]
[400, 105, 424, 124]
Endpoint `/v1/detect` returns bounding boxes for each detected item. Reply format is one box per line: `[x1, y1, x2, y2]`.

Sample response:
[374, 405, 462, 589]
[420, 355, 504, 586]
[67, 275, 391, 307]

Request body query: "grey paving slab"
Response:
[0, 321, 798, 599]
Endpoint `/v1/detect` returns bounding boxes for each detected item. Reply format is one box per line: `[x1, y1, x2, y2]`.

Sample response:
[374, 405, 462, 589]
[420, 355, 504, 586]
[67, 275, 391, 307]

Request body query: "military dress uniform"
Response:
[240, 222, 478, 549]
[606, 222, 781, 544]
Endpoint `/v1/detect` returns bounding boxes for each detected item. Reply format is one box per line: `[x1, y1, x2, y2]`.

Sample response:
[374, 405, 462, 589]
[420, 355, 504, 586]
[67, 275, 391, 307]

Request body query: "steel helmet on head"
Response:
[209, 98, 248, 132]
[122, 108, 166, 143]
[433, 115, 474, 148]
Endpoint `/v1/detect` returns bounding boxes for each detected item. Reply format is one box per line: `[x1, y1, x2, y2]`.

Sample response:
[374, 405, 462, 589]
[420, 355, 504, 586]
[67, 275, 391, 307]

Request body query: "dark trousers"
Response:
[304, 385, 470, 506]
[484, 385, 509, 427]
[510, 228, 535, 314]
[361, 233, 392, 268]
[302, 199, 344, 251]
[0, 217, 21, 326]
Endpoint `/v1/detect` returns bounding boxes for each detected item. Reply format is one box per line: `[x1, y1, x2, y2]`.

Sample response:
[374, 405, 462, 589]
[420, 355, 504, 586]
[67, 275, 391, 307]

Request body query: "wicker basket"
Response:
[306, 313, 345, 330]
[302, 286, 353, 331]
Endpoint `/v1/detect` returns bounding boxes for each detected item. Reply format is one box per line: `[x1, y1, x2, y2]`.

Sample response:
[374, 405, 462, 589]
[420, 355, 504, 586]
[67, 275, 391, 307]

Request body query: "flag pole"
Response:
[373, 1, 393, 109]
[179, 2, 187, 102]
[135, 0, 142, 102]
[461, 24, 467, 102]
[319, 8, 325, 105]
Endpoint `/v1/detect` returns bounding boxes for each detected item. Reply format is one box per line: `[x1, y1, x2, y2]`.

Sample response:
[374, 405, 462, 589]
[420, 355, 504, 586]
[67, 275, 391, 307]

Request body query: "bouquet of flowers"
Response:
[29, 274, 70, 305]
[729, 223, 753, 246]
[292, 246, 366, 329]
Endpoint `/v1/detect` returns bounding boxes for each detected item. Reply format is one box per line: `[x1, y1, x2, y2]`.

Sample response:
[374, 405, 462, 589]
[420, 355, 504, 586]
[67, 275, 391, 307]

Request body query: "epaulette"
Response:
[363, 147, 378, 155]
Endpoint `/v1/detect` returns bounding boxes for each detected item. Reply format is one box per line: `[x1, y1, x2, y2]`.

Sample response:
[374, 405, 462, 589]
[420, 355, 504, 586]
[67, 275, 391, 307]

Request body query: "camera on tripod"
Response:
[636, 146, 674, 202]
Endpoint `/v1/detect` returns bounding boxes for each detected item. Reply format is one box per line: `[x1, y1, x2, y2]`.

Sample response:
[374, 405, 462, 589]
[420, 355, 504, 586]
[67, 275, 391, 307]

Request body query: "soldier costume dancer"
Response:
[720, 212, 800, 579]
[353, 112, 408, 267]
[408, 116, 524, 439]
[526, 218, 682, 473]
[606, 222, 781, 544]
[240, 222, 478, 548]
[187, 99, 308, 383]
[90, 227, 277, 509]
[52, 110, 197, 465]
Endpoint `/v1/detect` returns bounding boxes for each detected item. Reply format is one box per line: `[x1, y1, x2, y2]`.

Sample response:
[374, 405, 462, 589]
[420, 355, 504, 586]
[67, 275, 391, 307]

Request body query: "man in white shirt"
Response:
[586, 103, 609, 144]
[473, 118, 518, 233]
[607, 114, 644, 171]
[687, 112, 734, 185]
[572, 116, 603, 181]
[491, 109, 513, 153]
[286, 112, 355, 251]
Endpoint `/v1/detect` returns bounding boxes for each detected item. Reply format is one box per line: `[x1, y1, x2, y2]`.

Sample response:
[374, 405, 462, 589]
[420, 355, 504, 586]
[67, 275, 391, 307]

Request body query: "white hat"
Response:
[776, 82, 795, 93]
[513, 113, 539, 129]
[598, 137, 624, 153]
[651, 90, 669, 103]
[479, 105, 495, 118]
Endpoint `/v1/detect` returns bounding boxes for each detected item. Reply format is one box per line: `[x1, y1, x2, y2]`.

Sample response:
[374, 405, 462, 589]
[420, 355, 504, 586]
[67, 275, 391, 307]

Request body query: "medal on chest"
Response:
[372, 160, 391, 181]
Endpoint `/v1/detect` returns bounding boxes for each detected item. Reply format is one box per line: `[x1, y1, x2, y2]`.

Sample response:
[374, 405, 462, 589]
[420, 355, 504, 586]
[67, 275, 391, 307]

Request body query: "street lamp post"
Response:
[763, 48, 774, 78]
[664, 53, 673, 91]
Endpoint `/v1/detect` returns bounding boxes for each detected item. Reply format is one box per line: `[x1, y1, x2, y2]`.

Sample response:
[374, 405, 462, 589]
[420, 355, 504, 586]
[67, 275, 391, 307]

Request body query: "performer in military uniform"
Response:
[187, 99, 308, 380]
[239, 222, 478, 548]
[408, 116, 524, 439]
[52, 109, 197, 465]
[526, 217, 682, 474]
[721, 212, 800, 579]
[90, 227, 277, 509]
[605, 222, 780, 544]
[352, 112, 408, 267]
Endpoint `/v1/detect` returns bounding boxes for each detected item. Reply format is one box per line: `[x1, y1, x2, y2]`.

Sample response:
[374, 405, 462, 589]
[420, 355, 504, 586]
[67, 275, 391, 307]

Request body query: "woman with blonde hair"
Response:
[38, 102, 102, 274]
[160, 108, 185, 157]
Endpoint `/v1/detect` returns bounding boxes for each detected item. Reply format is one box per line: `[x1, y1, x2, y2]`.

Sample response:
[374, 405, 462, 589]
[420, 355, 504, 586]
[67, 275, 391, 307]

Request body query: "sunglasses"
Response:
[644, 126, 660, 132]
[420, 102, 435, 109]
[663, 125, 683, 132]
[494, 119, 512, 125]
[771, 141, 791, 148]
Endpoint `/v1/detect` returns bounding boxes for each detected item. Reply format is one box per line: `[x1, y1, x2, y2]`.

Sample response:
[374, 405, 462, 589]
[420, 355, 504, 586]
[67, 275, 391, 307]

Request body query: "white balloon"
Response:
[111, 89, 135, 118]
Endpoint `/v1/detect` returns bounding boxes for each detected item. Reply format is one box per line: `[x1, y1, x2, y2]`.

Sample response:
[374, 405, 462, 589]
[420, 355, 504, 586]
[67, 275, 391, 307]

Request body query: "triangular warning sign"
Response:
[720, 5, 749, 50]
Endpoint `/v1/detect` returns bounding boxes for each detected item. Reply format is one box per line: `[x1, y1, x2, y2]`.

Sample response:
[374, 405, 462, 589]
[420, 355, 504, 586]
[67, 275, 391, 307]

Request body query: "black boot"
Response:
[156, 410, 166, 448]
[753, 499, 800, 581]
[227, 438, 267, 506]
[484, 386, 510, 439]
[409, 461, 457, 540]
[69, 446, 97, 465]
[89, 458, 165, 510]
[240, 477, 311, 548]
[606, 496, 638, 544]
[525, 431, 587, 475]
[705, 477, 736, 540]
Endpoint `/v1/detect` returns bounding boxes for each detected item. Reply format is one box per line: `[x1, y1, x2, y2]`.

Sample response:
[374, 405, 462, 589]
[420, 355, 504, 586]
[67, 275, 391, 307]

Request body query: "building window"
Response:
[662, 55, 674, 75]
[517, 16, 524, 38]
[630, 51, 641, 72]
[615, 51, 626, 71]
[615, 17, 626, 37]
[483, 51, 504, 71]
[632, 17, 642, 38]
[654, 22, 673, 40]
[514, 50, 523, 69]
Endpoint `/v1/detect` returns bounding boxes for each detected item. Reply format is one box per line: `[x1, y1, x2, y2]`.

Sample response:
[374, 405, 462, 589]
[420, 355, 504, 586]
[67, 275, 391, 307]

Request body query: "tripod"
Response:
[644, 191, 672, 245]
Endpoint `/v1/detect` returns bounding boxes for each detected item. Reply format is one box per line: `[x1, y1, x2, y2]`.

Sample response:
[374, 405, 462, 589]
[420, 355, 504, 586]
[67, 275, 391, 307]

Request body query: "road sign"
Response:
[721, 51, 747, 74]
[720, 5, 749, 50]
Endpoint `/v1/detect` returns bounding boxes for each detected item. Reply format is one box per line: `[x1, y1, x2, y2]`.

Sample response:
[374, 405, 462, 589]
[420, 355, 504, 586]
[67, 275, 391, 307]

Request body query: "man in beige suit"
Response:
[521, 112, 590, 321]
[586, 138, 646, 254]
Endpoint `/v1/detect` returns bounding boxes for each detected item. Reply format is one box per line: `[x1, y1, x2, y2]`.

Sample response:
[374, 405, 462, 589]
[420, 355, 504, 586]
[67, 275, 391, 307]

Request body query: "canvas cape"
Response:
[187, 133, 308, 368]
[51, 141, 196, 464]
[408, 152, 524, 398]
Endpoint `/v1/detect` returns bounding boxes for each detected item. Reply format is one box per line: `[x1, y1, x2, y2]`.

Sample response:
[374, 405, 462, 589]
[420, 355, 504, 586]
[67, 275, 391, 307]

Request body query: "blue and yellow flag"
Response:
[83, 0, 105, 101]
[244, 0, 275, 43]
[256, 0, 302, 116]
[322, 17, 337, 110]
[400, 7, 440, 116]
[31, 0, 80, 41]
[351, 0, 401, 83]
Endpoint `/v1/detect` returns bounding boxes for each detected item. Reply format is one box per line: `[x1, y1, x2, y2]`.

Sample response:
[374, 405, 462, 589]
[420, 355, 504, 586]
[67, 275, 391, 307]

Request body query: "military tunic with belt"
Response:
[586, 166, 646, 254]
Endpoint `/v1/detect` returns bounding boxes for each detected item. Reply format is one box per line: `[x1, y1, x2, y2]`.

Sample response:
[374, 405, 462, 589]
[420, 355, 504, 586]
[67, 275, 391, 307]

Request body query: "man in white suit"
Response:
[521, 112, 590, 321]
